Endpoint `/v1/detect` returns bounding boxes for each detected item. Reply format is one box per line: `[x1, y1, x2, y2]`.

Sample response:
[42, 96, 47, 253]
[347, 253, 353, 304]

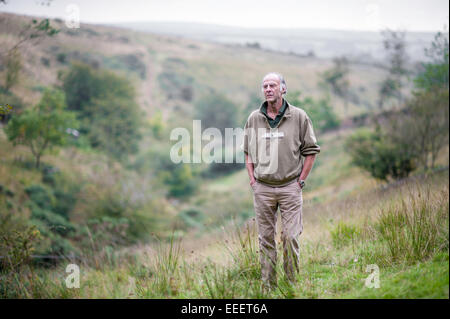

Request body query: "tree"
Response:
[61, 62, 143, 161]
[0, 10, 59, 59]
[389, 87, 449, 170]
[320, 56, 351, 113]
[377, 77, 400, 109]
[386, 30, 450, 171]
[62, 62, 102, 114]
[378, 29, 409, 108]
[5, 89, 78, 168]
[348, 30, 449, 179]
[414, 31, 449, 91]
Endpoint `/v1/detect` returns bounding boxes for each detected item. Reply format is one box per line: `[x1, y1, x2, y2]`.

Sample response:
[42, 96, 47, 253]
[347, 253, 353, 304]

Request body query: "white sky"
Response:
[0, 0, 448, 32]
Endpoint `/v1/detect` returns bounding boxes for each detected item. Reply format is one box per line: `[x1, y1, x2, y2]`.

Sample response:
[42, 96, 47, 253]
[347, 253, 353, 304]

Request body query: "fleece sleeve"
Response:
[300, 115, 321, 156]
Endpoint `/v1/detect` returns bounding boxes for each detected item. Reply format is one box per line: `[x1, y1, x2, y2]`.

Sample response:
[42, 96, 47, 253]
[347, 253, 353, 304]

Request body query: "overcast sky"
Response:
[1, 0, 448, 32]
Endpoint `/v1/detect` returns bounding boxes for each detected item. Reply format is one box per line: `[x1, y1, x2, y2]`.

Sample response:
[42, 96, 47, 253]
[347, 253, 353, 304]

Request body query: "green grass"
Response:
[342, 253, 449, 298]
[2, 174, 447, 299]
[1, 127, 448, 299]
[1, 162, 447, 299]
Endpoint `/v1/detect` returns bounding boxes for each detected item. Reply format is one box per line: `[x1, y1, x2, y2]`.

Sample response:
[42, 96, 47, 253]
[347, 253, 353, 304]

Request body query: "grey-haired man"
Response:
[243, 72, 320, 287]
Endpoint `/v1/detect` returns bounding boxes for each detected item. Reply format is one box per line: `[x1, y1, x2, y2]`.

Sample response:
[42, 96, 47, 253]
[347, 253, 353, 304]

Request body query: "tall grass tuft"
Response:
[224, 222, 261, 281]
[330, 221, 360, 249]
[151, 234, 182, 297]
[202, 263, 237, 298]
[370, 185, 449, 265]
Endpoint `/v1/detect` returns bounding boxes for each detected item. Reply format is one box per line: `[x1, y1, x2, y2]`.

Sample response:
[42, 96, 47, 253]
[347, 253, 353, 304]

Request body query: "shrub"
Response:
[168, 165, 198, 198]
[25, 184, 55, 211]
[23, 182, 80, 257]
[0, 225, 41, 271]
[345, 128, 417, 181]
[29, 205, 76, 237]
[56, 52, 67, 64]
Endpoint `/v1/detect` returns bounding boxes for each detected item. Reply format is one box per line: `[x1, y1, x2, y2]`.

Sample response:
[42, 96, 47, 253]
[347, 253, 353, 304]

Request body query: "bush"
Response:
[25, 184, 55, 211]
[56, 52, 67, 64]
[0, 225, 41, 271]
[345, 128, 417, 181]
[165, 164, 198, 198]
[23, 182, 79, 257]
[30, 218, 77, 257]
[29, 205, 76, 237]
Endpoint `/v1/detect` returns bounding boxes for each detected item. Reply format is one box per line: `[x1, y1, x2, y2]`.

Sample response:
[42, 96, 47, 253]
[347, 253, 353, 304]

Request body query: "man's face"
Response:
[262, 75, 283, 103]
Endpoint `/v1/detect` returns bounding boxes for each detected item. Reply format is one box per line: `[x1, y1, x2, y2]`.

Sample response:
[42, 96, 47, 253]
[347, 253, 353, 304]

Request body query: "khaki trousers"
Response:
[251, 180, 303, 285]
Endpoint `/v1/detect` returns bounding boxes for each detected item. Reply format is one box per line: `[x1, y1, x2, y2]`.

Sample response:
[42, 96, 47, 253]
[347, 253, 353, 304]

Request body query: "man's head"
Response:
[262, 72, 287, 103]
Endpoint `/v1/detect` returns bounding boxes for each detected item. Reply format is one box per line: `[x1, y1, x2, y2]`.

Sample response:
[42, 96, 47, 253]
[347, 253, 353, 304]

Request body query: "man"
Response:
[242, 72, 320, 288]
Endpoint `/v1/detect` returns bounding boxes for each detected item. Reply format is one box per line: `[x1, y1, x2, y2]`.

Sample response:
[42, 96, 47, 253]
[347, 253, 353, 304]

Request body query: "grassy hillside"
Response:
[2, 168, 447, 298]
[0, 12, 448, 299]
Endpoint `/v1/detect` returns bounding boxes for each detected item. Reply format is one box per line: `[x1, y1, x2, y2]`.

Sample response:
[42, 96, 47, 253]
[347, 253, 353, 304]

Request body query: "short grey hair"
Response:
[262, 72, 287, 95]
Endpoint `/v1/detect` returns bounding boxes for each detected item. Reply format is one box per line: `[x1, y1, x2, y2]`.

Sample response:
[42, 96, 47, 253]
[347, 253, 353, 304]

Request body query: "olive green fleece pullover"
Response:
[243, 99, 320, 186]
